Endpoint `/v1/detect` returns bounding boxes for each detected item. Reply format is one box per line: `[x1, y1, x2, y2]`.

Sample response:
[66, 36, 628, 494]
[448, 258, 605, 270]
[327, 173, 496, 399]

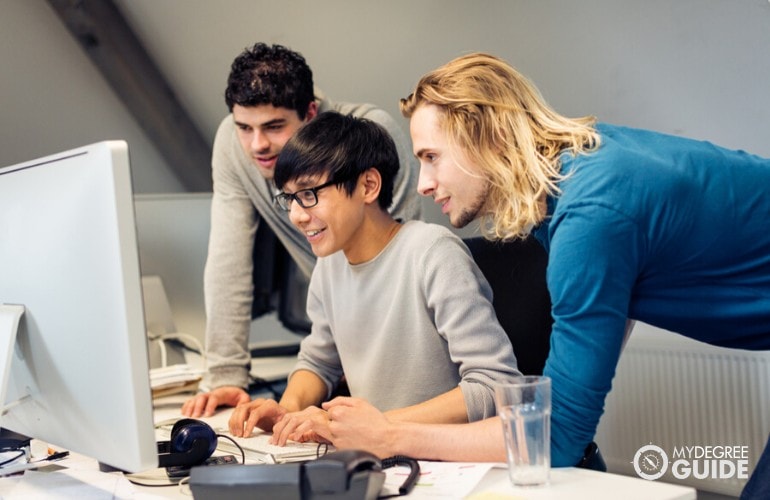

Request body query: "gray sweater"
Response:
[293, 221, 521, 422]
[204, 91, 422, 389]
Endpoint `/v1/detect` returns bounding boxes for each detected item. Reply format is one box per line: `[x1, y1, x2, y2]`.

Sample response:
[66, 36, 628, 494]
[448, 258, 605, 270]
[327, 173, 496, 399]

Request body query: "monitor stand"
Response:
[0, 304, 24, 420]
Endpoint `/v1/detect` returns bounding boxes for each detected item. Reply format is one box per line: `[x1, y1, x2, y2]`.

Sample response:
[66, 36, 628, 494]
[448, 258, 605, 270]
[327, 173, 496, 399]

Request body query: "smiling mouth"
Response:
[306, 228, 325, 237]
[255, 155, 276, 165]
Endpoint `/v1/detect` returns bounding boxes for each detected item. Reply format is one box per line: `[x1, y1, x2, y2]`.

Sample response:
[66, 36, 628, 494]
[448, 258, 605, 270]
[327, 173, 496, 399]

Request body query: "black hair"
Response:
[274, 111, 399, 210]
[224, 43, 314, 117]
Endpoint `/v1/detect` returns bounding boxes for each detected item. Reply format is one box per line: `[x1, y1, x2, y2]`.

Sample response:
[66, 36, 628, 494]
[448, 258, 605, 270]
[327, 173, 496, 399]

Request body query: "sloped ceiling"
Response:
[7, 0, 770, 195]
[46, 0, 212, 191]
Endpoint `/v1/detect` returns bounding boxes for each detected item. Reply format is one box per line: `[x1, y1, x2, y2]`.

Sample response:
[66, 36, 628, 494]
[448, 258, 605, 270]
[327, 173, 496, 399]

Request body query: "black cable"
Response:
[315, 442, 329, 458]
[125, 476, 183, 487]
[214, 434, 246, 464]
[379, 455, 420, 498]
[165, 337, 202, 355]
[0, 450, 26, 468]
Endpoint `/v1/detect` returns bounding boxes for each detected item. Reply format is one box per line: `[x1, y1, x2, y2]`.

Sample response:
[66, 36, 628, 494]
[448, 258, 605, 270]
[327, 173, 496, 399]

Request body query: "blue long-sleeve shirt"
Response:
[533, 123, 770, 467]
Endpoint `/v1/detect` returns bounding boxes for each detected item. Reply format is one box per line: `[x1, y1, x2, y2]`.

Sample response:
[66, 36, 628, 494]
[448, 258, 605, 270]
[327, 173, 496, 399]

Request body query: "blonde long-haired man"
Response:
[302, 53, 770, 499]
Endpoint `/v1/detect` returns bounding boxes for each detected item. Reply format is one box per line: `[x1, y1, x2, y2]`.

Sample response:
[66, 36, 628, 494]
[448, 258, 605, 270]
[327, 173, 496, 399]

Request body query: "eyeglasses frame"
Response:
[274, 177, 343, 212]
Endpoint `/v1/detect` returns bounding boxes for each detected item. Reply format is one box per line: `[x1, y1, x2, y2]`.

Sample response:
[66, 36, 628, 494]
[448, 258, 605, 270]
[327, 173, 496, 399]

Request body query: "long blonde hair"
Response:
[400, 53, 600, 240]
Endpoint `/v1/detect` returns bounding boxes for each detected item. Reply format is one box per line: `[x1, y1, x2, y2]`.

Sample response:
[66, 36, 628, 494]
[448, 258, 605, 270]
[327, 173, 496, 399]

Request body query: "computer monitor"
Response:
[0, 141, 157, 472]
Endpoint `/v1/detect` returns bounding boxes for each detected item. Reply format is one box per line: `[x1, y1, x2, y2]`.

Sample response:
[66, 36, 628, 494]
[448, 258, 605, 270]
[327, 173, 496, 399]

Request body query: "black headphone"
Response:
[157, 418, 217, 468]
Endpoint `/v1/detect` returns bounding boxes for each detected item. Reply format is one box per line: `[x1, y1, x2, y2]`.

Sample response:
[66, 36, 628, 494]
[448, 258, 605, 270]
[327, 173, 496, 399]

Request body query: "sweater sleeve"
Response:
[203, 117, 258, 390]
[420, 234, 522, 421]
[543, 204, 643, 466]
[290, 263, 344, 398]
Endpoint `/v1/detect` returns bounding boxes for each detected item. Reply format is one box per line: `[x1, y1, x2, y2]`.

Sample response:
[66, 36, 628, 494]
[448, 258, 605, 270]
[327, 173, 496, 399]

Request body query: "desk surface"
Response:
[468, 466, 695, 500]
[0, 398, 697, 500]
[0, 455, 696, 499]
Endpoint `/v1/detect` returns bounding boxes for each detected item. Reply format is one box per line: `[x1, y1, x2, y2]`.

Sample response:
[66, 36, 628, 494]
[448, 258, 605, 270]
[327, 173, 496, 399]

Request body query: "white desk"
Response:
[0, 399, 696, 500]
[0, 455, 696, 499]
[467, 466, 695, 500]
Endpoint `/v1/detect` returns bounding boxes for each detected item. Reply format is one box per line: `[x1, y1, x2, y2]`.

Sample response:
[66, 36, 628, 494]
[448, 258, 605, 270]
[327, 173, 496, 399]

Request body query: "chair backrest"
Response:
[251, 220, 312, 335]
[463, 235, 553, 375]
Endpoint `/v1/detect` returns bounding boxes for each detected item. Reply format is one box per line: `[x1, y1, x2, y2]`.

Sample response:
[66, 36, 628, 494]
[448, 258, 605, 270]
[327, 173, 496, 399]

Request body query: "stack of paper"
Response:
[149, 364, 204, 398]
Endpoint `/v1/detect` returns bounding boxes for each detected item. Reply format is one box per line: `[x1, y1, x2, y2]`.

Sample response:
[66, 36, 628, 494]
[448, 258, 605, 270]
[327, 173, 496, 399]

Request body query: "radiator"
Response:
[594, 323, 770, 497]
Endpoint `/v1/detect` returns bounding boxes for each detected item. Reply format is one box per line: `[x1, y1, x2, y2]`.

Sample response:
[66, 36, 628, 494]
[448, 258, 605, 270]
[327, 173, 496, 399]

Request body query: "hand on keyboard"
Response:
[213, 426, 330, 463]
[271, 405, 331, 446]
[228, 397, 288, 437]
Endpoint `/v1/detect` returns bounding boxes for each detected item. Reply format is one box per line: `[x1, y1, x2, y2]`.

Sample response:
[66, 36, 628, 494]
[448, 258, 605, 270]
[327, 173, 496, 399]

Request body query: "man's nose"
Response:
[288, 199, 310, 225]
[252, 130, 270, 152]
[417, 165, 436, 196]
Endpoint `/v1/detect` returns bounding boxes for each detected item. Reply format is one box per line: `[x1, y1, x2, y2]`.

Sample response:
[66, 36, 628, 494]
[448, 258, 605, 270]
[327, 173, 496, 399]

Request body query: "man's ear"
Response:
[304, 101, 318, 122]
[361, 168, 382, 204]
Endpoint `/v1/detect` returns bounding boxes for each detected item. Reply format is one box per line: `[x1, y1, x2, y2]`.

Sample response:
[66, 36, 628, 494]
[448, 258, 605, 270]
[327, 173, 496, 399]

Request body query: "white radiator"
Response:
[594, 323, 770, 497]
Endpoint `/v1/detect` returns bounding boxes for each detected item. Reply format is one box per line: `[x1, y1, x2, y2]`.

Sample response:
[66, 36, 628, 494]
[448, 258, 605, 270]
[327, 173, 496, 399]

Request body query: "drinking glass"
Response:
[495, 376, 551, 487]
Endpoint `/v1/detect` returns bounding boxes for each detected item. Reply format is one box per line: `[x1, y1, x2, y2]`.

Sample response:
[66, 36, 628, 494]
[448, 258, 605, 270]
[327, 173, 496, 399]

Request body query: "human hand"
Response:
[229, 398, 288, 437]
[181, 386, 250, 418]
[311, 397, 397, 458]
[270, 406, 330, 446]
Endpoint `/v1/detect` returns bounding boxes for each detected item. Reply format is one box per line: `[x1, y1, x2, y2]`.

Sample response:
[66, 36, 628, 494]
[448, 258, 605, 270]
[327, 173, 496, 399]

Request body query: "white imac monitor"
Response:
[0, 141, 157, 472]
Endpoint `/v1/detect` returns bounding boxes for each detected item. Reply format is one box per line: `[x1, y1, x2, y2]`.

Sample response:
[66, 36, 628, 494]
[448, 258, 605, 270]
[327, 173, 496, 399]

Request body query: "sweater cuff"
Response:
[206, 365, 250, 391]
[459, 380, 497, 422]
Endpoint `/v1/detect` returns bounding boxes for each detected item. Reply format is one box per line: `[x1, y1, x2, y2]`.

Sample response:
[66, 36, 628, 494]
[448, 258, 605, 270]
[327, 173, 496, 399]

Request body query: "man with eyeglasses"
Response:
[227, 111, 521, 442]
[181, 44, 421, 418]
[273, 178, 341, 212]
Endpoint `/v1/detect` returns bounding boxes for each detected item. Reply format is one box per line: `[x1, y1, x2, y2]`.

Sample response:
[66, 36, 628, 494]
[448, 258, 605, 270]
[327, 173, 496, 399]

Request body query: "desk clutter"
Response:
[188, 450, 407, 500]
[0, 443, 696, 500]
[0, 419, 406, 500]
[152, 416, 420, 499]
[0, 398, 696, 499]
[150, 364, 205, 399]
[154, 416, 330, 467]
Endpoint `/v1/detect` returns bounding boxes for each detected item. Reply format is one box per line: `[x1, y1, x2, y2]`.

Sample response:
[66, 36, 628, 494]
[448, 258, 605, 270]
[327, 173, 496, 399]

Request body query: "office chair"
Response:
[465, 236, 607, 471]
[463, 235, 553, 375]
[251, 220, 312, 348]
[249, 220, 322, 397]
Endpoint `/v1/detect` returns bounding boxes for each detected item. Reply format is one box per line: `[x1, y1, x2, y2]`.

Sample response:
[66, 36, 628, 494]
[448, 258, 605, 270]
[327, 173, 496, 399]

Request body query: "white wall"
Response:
[0, 0, 185, 193]
[3, 0, 769, 197]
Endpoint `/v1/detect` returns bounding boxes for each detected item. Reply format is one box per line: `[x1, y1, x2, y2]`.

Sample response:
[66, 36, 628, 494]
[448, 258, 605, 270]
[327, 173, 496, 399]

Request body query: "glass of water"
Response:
[495, 376, 551, 487]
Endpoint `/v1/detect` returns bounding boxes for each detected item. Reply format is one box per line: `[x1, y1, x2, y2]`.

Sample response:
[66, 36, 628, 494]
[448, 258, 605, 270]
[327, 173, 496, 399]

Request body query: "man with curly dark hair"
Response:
[182, 44, 421, 418]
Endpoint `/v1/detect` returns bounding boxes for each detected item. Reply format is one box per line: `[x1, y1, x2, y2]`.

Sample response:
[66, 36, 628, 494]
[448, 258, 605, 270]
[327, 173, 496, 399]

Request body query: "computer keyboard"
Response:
[213, 428, 331, 464]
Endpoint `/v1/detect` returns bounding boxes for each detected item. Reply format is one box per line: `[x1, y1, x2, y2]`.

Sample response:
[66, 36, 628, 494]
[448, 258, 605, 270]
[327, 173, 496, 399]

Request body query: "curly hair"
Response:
[224, 43, 315, 117]
[400, 52, 600, 240]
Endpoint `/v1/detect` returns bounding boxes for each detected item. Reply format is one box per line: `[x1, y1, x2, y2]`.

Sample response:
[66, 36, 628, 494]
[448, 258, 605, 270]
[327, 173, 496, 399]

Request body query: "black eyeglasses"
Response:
[274, 178, 340, 211]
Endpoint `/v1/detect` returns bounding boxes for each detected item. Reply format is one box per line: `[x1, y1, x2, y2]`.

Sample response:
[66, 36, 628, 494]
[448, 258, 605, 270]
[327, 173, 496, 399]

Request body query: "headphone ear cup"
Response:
[170, 418, 217, 458]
